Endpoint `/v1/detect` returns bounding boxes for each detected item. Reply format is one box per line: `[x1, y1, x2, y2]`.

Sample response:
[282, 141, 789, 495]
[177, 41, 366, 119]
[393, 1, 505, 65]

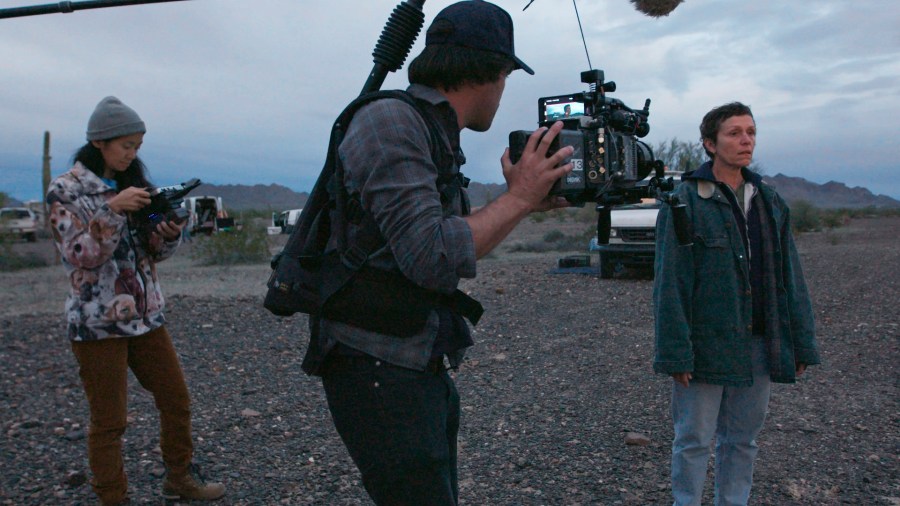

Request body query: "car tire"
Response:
[25, 232, 37, 243]
[599, 253, 615, 279]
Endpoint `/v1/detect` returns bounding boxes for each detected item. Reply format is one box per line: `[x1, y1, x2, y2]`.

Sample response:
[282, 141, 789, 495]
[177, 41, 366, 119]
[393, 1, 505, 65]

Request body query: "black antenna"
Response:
[572, 0, 592, 70]
[0, 0, 189, 20]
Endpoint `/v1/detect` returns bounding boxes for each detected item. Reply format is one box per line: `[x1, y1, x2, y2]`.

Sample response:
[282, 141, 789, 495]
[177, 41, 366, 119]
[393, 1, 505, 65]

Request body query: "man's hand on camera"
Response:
[108, 187, 151, 214]
[465, 122, 575, 259]
[155, 219, 183, 242]
[501, 121, 574, 212]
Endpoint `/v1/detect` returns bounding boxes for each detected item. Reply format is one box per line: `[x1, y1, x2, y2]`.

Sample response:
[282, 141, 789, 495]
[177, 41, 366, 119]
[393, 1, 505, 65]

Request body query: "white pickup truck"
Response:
[589, 200, 661, 279]
[589, 172, 683, 278]
[0, 207, 39, 242]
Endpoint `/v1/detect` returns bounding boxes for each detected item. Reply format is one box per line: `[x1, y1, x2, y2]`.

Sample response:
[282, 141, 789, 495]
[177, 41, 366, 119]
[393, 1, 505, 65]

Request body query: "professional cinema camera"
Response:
[131, 178, 201, 237]
[510, 69, 673, 208]
[509, 69, 690, 246]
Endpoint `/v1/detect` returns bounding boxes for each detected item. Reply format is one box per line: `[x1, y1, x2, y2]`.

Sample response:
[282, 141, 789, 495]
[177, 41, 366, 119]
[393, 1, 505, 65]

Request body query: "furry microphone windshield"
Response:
[630, 0, 684, 17]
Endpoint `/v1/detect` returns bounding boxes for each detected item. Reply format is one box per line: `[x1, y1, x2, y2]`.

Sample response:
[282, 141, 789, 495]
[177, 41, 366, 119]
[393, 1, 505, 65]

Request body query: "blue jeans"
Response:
[321, 354, 460, 506]
[671, 339, 771, 506]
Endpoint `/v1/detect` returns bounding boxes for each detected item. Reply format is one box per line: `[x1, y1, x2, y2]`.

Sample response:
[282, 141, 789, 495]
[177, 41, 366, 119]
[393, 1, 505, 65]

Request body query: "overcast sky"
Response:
[1, 0, 898, 203]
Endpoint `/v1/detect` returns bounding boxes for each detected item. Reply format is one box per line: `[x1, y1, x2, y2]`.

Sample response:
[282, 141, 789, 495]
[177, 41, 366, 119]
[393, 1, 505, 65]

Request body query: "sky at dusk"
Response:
[1, 0, 898, 203]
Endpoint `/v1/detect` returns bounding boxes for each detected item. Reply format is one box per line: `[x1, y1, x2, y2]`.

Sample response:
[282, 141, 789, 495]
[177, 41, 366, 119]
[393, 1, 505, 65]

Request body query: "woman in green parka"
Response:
[653, 102, 820, 506]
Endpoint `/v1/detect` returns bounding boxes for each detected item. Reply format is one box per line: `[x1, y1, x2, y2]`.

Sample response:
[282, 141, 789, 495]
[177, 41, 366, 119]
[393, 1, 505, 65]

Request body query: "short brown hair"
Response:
[408, 45, 514, 91]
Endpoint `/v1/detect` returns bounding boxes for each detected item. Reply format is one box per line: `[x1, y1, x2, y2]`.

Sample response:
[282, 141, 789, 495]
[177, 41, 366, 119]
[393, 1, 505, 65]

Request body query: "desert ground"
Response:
[1, 216, 898, 505]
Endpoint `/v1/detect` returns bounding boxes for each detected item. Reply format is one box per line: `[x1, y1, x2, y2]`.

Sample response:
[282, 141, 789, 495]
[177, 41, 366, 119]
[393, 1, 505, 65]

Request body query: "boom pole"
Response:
[0, 0, 190, 20]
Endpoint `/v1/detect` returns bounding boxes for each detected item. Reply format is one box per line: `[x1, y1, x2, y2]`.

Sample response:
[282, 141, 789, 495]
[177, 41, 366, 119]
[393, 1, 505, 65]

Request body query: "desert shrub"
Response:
[508, 240, 556, 253]
[788, 204, 900, 235]
[510, 225, 594, 253]
[543, 230, 565, 243]
[844, 206, 900, 219]
[191, 225, 270, 266]
[821, 210, 848, 230]
[791, 200, 821, 234]
[237, 209, 277, 221]
[0, 236, 49, 271]
[573, 205, 597, 223]
[552, 209, 569, 223]
[529, 213, 547, 224]
[529, 206, 597, 224]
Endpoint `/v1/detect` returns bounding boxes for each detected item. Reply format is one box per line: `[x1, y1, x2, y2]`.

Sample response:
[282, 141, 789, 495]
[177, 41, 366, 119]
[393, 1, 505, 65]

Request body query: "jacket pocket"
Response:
[694, 234, 728, 248]
[692, 234, 732, 276]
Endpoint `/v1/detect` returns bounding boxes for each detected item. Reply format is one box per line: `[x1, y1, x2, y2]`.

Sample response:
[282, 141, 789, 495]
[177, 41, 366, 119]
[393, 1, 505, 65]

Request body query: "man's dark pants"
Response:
[321, 354, 460, 506]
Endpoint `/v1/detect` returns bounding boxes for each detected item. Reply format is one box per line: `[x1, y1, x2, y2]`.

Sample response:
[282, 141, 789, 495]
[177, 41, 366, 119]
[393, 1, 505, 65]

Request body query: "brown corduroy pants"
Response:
[71, 326, 193, 505]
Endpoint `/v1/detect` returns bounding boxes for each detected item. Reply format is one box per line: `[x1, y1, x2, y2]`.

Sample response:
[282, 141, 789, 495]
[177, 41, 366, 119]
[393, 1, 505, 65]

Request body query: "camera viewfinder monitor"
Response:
[539, 94, 586, 124]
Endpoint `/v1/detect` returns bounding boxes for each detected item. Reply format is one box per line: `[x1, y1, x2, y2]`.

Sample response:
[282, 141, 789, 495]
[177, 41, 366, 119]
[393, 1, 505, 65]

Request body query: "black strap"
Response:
[326, 91, 482, 324]
[334, 91, 456, 271]
[270, 90, 483, 326]
[276, 91, 419, 265]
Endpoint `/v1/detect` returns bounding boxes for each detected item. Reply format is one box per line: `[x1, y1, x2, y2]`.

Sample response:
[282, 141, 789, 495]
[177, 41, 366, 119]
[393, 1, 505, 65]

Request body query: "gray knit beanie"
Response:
[86, 96, 146, 141]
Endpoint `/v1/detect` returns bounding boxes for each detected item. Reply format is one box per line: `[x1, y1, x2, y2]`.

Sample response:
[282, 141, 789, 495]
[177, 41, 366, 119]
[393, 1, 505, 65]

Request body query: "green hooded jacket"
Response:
[653, 163, 820, 385]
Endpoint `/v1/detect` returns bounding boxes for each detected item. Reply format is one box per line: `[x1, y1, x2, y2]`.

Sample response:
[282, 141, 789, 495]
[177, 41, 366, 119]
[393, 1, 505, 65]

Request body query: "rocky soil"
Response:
[1, 216, 898, 505]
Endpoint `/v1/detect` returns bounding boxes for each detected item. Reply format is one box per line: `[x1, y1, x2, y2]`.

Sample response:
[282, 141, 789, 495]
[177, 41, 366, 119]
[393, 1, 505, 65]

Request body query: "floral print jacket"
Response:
[47, 163, 179, 341]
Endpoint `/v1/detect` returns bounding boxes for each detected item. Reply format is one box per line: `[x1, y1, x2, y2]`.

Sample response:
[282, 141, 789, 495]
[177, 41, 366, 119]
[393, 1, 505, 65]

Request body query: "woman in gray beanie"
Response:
[46, 96, 226, 505]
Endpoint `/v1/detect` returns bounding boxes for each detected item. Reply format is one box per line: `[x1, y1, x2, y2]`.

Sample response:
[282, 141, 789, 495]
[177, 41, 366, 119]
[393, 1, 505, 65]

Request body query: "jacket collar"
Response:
[71, 162, 116, 194]
[407, 83, 465, 167]
[684, 161, 763, 200]
[407, 84, 450, 107]
[407, 84, 460, 131]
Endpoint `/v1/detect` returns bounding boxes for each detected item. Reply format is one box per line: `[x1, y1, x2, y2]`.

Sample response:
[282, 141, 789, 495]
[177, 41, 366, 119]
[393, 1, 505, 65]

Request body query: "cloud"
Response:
[0, 0, 898, 202]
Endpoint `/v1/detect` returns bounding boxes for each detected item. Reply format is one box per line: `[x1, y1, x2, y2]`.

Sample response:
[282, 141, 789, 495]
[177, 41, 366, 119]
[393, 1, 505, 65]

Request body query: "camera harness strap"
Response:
[319, 90, 483, 326]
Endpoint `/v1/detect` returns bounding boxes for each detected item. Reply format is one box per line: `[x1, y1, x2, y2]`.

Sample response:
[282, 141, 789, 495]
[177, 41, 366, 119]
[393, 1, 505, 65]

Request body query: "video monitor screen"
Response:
[540, 95, 586, 122]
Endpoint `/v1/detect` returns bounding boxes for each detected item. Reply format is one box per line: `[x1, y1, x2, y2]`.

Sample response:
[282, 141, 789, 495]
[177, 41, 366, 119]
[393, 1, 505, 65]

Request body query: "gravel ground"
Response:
[1, 217, 898, 505]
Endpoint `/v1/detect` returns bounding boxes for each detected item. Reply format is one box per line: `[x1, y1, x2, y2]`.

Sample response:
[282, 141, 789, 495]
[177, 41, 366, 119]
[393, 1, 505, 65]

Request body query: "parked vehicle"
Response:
[273, 208, 303, 234]
[590, 171, 683, 278]
[181, 196, 234, 235]
[0, 207, 39, 242]
[590, 201, 660, 278]
[23, 200, 45, 227]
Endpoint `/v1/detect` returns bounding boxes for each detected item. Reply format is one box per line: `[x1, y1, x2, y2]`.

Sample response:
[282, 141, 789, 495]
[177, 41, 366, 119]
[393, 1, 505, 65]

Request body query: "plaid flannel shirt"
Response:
[303, 84, 477, 373]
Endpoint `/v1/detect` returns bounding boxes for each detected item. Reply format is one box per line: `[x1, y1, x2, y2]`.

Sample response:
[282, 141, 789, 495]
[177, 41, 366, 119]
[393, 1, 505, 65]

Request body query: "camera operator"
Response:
[46, 96, 225, 505]
[652, 102, 820, 506]
[299, 1, 573, 504]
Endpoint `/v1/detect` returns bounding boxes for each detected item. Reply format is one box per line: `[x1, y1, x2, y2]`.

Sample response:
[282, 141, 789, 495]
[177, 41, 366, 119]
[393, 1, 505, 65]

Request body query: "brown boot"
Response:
[161, 464, 225, 501]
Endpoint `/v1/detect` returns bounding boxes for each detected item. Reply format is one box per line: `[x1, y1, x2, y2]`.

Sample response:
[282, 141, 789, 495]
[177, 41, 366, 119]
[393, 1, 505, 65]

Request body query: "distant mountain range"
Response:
[5, 175, 897, 211]
[761, 174, 899, 209]
[195, 175, 898, 212]
[174, 181, 514, 212]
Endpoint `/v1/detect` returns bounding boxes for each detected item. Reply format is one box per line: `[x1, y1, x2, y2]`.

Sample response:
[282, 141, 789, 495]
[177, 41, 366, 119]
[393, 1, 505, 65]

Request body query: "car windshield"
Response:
[1, 209, 31, 219]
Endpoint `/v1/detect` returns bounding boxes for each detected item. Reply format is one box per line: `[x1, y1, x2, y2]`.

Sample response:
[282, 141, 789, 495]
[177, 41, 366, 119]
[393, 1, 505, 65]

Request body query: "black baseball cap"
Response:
[426, 0, 534, 75]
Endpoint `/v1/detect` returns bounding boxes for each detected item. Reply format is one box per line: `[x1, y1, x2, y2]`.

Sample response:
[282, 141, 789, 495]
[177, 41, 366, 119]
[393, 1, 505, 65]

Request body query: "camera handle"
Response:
[595, 205, 612, 245]
[655, 189, 693, 246]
